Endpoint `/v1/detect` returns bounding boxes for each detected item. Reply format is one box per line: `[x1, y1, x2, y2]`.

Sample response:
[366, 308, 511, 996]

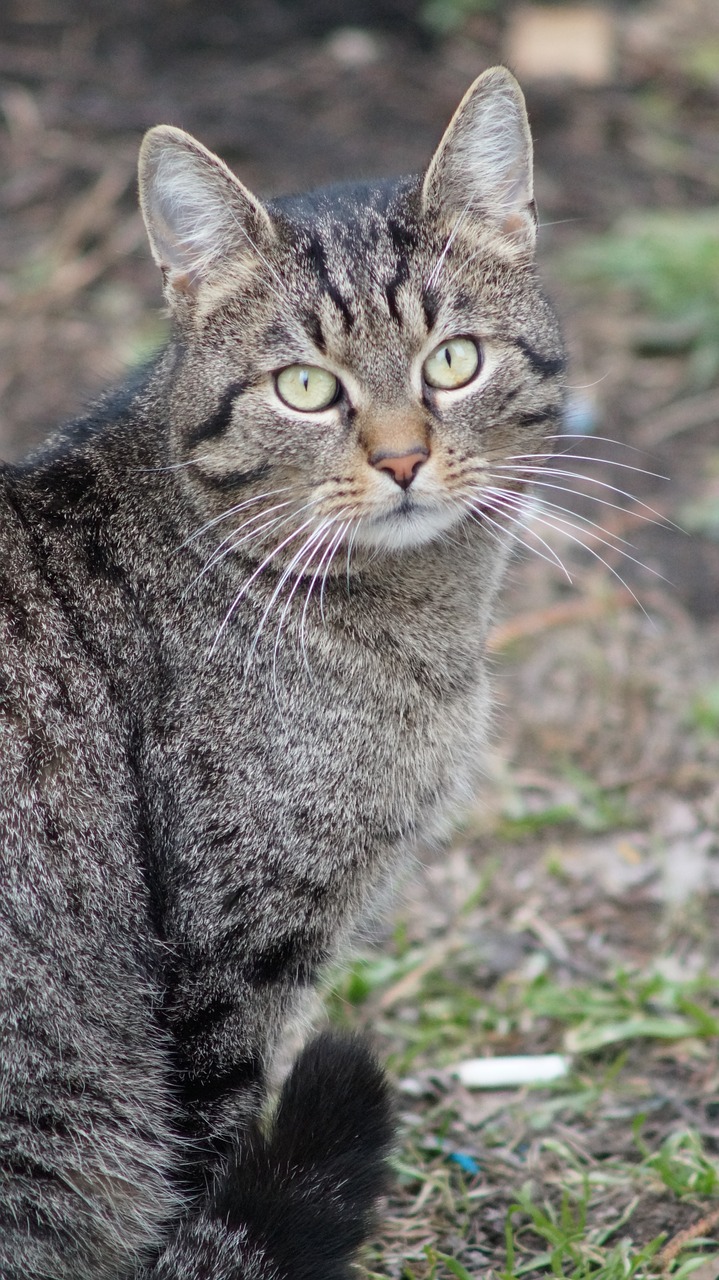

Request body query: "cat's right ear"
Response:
[421, 67, 536, 253]
[138, 126, 275, 301]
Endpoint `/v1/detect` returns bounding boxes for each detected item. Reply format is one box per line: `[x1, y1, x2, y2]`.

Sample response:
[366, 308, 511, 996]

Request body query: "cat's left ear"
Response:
[421, 67, 537, 252]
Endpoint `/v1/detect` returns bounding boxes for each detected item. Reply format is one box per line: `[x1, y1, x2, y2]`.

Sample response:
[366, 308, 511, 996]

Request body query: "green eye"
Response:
[423, 337, 480, 390]
[275, 364, 339, 412]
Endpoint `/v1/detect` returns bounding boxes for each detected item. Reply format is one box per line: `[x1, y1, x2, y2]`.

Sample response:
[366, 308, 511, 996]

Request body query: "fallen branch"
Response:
[657, 1206, 719, 1276]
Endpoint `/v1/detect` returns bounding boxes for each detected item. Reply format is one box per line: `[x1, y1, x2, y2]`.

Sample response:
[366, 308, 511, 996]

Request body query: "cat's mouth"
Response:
[355, 493, 461, 552]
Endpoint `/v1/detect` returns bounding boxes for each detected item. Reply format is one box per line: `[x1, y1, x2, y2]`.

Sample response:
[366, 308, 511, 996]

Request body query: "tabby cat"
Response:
[0, 66, 565, 1278]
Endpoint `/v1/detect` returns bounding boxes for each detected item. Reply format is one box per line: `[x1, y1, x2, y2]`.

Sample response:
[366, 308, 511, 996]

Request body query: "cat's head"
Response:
[138, 67, 564, 560]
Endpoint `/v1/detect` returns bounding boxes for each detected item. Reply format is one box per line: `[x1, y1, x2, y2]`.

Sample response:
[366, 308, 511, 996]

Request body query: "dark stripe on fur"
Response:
[518, 406, 562, 428]
[195, 463, 271, 492]
[384, 218, 416, 324]
[421, 288, 439, 332]
[180, 1056, 264, 1107]
[242, 931, 326, 986]
[305, 311, 327, 353]
[306, 234, 355, 332]
[187, 381, 247, 448]
[173, 995, 236, 1043]
[515, 338, 565, 380]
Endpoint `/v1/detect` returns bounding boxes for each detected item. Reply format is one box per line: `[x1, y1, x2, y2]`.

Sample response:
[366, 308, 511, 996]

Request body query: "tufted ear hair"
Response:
[421, 66, 536, 252]
[138, 125, 276, 298]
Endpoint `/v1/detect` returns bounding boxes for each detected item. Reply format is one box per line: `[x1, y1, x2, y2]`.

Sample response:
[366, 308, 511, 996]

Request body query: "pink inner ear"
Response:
[501, 211, 530, 239]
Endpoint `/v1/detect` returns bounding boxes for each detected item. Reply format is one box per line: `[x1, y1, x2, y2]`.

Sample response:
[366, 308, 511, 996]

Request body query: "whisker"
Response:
[275, 517, 345, 668]
[492, 463, 678, 533]
[189, 503, 295, 593]
[461, 496, 573, 579]
[268, 521, 337, 704]
[482, 486, 663, 614]
[218, 191, 288, 299]
[543, 433, 656, 451]
[132, 457, 212, 474]
[489, 471, 669, 530]
[298, 517, 348, 669]
[319, 520, 351, 624]
[425, 197, 473, 291]
[208, 516, 316, 657]
[499, 452, 668, 481]
[177, 487, 293, 551]
[244, 515, 340, 673]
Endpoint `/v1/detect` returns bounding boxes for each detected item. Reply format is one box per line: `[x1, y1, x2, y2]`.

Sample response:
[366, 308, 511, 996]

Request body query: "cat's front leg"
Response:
[162, 942, 323, 1169]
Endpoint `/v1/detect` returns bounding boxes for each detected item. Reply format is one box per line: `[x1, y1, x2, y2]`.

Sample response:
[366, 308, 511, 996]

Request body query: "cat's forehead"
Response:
[264, 178, 445, 360]
[271, 178, 427, 289]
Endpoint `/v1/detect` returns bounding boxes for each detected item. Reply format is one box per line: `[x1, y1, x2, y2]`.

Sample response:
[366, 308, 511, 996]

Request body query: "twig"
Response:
[487, 590, 632, 652]
[634, 390, 719, 446]
[657, 1206, 719, 1276]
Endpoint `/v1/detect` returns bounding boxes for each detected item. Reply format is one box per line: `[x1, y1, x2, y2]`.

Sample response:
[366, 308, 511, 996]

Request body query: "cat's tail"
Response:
[144, 1031, 395, 1280]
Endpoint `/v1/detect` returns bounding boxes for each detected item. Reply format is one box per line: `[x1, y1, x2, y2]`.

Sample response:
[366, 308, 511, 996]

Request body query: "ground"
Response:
[2, 2, 719, 1276]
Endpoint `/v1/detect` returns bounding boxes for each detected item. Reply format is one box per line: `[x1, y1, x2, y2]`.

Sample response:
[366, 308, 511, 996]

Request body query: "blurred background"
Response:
[3, 2, 719, 1276]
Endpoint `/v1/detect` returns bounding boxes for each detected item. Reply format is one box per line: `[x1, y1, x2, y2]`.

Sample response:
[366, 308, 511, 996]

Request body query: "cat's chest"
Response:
[157, 581, 490, 858]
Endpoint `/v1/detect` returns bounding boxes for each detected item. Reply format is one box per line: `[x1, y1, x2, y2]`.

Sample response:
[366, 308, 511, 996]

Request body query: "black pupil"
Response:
[444, 347, 452, 367]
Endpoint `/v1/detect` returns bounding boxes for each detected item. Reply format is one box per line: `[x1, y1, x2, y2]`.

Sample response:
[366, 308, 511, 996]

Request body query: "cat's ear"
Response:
[421, 66, 536, 252]
[138, 125, 275, 298]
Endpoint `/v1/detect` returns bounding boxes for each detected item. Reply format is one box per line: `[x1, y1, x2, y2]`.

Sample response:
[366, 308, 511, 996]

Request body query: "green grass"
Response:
[325, 904, 719, 1278]
[497, 769, 634, 839]
[498, 1128, 719, 1280]
[325, 944, 719, 1072]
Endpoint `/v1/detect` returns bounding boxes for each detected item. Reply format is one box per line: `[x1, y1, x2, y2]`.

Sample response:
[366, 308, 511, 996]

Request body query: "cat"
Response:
[0, 65, 565, 1279]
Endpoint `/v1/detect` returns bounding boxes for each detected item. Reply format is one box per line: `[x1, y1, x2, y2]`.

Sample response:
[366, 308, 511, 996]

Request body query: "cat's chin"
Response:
[352, 501, 463, 554]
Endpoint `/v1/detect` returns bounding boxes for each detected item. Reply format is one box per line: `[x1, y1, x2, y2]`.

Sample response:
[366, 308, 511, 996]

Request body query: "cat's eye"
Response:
[275, 364, 339, 412]
[423, 337, 480, 390]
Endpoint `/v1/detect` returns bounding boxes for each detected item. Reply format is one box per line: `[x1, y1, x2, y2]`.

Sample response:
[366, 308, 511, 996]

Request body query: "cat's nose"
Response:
[370, 447, 429, 491]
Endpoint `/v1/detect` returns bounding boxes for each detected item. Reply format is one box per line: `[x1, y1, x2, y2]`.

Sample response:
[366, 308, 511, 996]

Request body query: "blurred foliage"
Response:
[565, 213, 719, 387]
[420, 0, 496, 36]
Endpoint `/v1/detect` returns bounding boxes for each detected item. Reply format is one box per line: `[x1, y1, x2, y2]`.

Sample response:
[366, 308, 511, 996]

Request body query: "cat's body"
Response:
[0, 69, 564, 1278]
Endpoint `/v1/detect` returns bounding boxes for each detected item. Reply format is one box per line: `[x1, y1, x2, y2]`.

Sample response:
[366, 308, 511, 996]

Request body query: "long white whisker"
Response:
[218, 192, 288, 299]
[192, 501, 298, 587]
[133, 457, 212, 474]
[204, 490, 330, 582]
[487, 486, 640, 557]
[299, 517, 348, 672]
[345, 519, 362, 598]
[484, 487, 661, 614]
[271, 520, 340, 688]
[208, 517, 316, 658]
[319, 520, 351, 623]
[499, 452, 668, 481]
[461, 495, 572, 579]
[267, 522, 337, 706]
[484, 485, 667, 578]
[488, 473, 664, 533]
[177, 487, 293, 551]
[491, 463, 675, 527]
[425, 197, 473, 291]
[545, 433, 661, 456]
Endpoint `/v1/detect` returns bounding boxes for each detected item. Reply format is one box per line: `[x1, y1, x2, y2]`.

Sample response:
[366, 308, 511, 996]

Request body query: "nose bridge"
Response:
[362, 406, 431, 491]
[361, 406, 430, 459]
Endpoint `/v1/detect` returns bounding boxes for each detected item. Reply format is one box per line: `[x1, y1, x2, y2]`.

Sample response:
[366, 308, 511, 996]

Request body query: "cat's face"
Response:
[139, 68, 564, 562]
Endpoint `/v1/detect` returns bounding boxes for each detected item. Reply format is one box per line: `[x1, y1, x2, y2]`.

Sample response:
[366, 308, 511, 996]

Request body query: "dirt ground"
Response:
[2, 1, 719, 1276]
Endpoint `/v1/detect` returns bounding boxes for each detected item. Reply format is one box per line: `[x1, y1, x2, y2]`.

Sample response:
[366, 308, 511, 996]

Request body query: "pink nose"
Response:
[370, 448, 429, 491]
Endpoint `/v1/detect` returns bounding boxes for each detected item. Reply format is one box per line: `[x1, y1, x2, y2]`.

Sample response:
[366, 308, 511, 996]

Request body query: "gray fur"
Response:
[0, 67, 564, 1278]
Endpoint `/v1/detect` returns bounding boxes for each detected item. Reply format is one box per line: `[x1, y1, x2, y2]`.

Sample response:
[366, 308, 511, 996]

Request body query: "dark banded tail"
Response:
[141, 1032, 395, 1280]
